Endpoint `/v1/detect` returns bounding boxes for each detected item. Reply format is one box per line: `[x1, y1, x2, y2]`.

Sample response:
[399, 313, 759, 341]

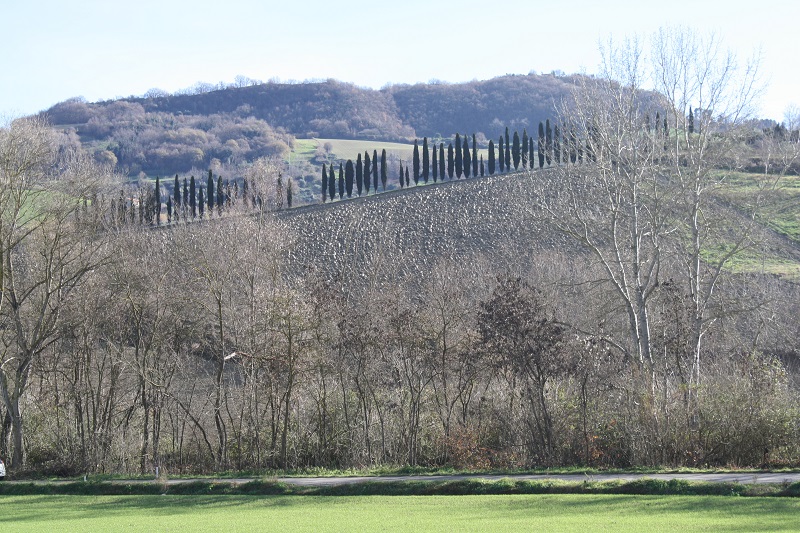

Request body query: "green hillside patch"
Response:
[1, 494, 798, 532]
[700, 243, 800, 278]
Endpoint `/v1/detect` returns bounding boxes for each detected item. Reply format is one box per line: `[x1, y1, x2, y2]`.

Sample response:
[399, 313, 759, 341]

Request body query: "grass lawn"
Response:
[1, 494, 799, 532]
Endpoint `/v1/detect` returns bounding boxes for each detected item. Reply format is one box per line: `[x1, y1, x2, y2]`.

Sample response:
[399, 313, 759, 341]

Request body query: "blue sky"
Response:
[2, 0, 797, 122]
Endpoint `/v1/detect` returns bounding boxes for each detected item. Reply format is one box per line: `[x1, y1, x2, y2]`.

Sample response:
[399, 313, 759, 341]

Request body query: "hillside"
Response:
[40, 74, 578, 177]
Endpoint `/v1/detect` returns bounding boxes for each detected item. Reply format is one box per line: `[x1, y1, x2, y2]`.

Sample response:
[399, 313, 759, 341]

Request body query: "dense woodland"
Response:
[2, 30, 800, 476]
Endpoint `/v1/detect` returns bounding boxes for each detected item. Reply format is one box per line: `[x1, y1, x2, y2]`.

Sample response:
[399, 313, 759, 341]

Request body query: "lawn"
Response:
[1, 494, 798, 532]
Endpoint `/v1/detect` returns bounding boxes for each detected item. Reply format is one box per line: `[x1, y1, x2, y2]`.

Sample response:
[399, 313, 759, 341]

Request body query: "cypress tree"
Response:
[439, 144, 445, 181]
[553, 124, 561, 164]
[412, 139, 420, 185]
[328, 164, 336, 201]
[338, 162, 345, 199]
[189, 176, 196, 218]
[664, 117, 669, 151]
[529, 135, 535, 169]
[345, 159, 354, 197]
[472, 134, 478, 177]
[398, 161, 404, 188]
[198, 187, 205, 218]
[356, 153, 363, 195]
[154, 176, 161, 225]
[432, 142, 438, 182]
[173, 174, 180, 210]
[447, 143, 454, 179]
[217, 176, 223, 213]
[422, 137, 430, 183]
[688, 107, 694, 134]
[374, 149, 380, 191]
[512, 131, 521, 170]
[183, 178, 189, 216]
[405, 167, 410, 187]
[207, 170, 214, 214]
[522, 129, 529, 169]
[545, 119, 553, 166]
[167, 196, 172, 224]
[379, 149, 386, 191]
[480, 155, 484, 177]
[504, 127, 511, 170]
[322, 164, 328, 202]
[454, 133, 462, 178]
[463, 136, 471, 178]
[286, 178, 293, 208]
[364, 152, 371, 194]
[498, 136, 505, 172]
[488, 139, 496, 175]
[276, 173, 284, 208]
[538, 122, 545, 168]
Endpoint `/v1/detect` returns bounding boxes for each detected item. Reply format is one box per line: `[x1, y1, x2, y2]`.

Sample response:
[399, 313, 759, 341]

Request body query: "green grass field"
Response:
[1, 494, 799, 532]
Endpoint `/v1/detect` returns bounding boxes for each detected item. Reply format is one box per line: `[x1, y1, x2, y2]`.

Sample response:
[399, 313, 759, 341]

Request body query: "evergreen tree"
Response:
[356, 153, 363, 195]
[338, 162, 345, 199]
[207, 170, 214, 214]
[189, 176, 196, 218]
[345, 159, 354, 197]
[498, 136, 505, 172]
[217, 176, 223, 213]
[488, 139, 496, 175]
[364, 152, 371, 194]
[166, 196, 172, 224]
[422, 137, 430, 183]
[545, 119, 553, 166]
[286, 178, 293, 208]
[405, 167, 410, 187]
[154, 176, 161, 225]
[447, 143, 454, 179]
[463, 136, 471, 178]
[183, 178, 189, 216]
[454, 133, 462, 178]
[379, 149, 386, 191]
[321, 164, 327, 202]
[504, 127, 511, 170]
[276, 173, 284, 208]
[480, 155, 484, 177]
[373, 149, 380, 191]
[688, 107, 694, 134]
[432, 142, 438, 182]
[173, 174, 180, 210]
[538, 122, 545, 168]
[522, 129, 529, 169]
[663, 117, 669, 151]
[553, 124, 561, 164]
[529, 135, 535, 169]
[328, 164, 336, 201]
[198, 187, 205, 218]
[512, 130, 521, 170]
[472, 134, 478, 177]
[439, 144, 445, 181]
[398, 161, 404, 188]
[412, 139, 420, 185]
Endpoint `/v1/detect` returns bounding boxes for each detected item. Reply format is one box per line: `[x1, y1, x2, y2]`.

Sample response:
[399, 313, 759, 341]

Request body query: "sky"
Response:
[1, 0, 798, 122]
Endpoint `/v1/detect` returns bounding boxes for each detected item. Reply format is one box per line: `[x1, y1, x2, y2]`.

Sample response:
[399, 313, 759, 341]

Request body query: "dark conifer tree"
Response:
[688, 107, 694, 134]
[663, 117, 669, 151]
[398, 161, 404, 188]
[447, 143, 454, 179]
[554, 125, 561, 164]
[439, 144, 445, 181]
[173, 174, 180, 210]
[545, 119, 553, 166]
[522, 129, 529, 169]
[345, 159, 354, 197]
[405, 167, 410, 187]
[412, 139, 420, 185]
[338, 163, 345, 199]
[328, 164, 336, 201]
[422, 137, 430, 183]
[480, 155, 484, 177]
[454, 133, 462, 178]
[207, 170, 214, 214]
[154, 176, 161, 225]
[321, 164, 327, 202]
[217, 176, 223, 213]
[529, 136, 535, 169]
[488, 139, 496, 175]
[182, 178, 189, 216]
[189, 176, 196, 218]
[504, 127, 511, 170]
[356, 153, 363, 195]
[498, 136, 505, 172]
[431, 142, 438, 182]
[198, 187, 205, 218]
[166, 196, 172, 224]
[512, 131, 521, 170]
[364, 152, 371, 194]
[471, 134, 478, 177]
[286, 178, 293, 208]
[379, 149, 386, 191]
[373, 150, 379, 191]
[463, 136, 471, 178]
[538, 122, 545, 168]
